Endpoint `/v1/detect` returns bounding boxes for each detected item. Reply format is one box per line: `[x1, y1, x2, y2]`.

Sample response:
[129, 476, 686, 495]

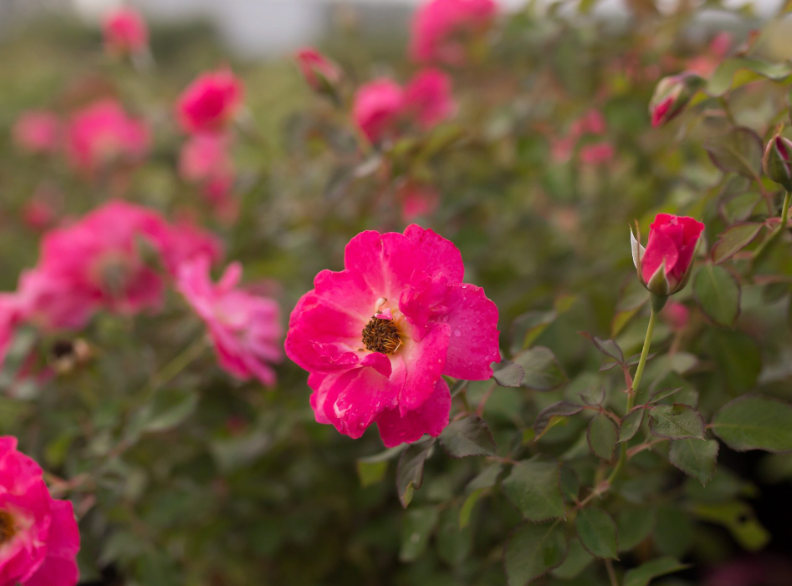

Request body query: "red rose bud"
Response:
[295, 48, 342, 99]
[762, 133, 792, 191]
[631, 214, 704, 299]
[649, 73, 704, 128]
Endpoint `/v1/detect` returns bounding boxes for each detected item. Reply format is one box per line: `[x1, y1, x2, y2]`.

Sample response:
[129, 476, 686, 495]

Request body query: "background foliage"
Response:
[1, 2, 792, 585]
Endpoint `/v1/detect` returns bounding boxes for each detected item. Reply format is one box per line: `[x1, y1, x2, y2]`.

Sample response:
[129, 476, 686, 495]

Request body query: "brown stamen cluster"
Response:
[362, 317, 401, 354]
[0, 510, 16, 545]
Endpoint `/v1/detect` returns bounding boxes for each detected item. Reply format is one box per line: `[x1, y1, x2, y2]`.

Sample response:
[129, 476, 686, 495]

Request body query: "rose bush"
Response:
[0, 0, 791, 584]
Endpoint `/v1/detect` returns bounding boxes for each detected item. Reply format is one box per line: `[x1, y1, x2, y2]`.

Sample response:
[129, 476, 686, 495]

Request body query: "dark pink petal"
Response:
[399, 272, 448, 335]
[323, 367, 397, 439]
[376, 377, 451, 447]
[313, 268, 376, 320]
[442, 283, 500, 380]
[22, 556, 79, 586]
[43, 500, 80, 558]
[403, 224, 464, 283]
[641, 227, 679, 284]
[361, 352, 392, 378]
[390, 322, 451, 414]
[343, 231, 418, 300]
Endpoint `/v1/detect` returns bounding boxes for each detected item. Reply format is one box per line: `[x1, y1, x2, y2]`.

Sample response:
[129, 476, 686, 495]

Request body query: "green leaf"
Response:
[534, 401, 585, 438]
[505, 522, 568, 586]
[704, 330, 761, 393]
[511, 310, 556, 354]
[706, 57, 792, 96]
[617, 506, 656, 552]
[493, 360, 525, 387]
[711, 223, 763, 264]
[436, 505, 473, 565]
[502, 459, 565, 521]
[397, 438, 434, 508]
[459, 488, 485, 529]
[575, 507, 618, 560]
[126, 388, 198, 440]
[705, 127, 763, 179]
[654, 506, 693, 557]
[399, 507, 438, 562]
[355, 445, 406, 488]
[512, 347, 567, 391]
[439, 415, 496, 457]
[623, 557, 689, 586]
[711, 395, 792, 452]
[693, 265, 741, 327]
[587, 413, 618, 462]
[618, 407, 645, 443]
[693, 501, 771, 551]
[551, 537, 593, 579]
[648, 404, 705, 440]
[669, 439, 718, 485]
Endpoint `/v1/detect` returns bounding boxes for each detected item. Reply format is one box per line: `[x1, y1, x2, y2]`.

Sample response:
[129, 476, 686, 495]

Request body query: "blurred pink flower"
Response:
[12, 111, 60, 155]
[157, 218, 224, 278]
[570, 109, 607, 136]
[353, 69, 454, 142]
[410, 0, 498, 65]
[177, 256, 282, 386]
[705, 554, 792, 586]
[37, 201, 169, 316]
[285, 225, 500, 447]
[580, 141, 615, 165]
[179, 133, 234, 184]
[399, 183, 440, 222]
[203, 175, 240, 225]
[353, 79, 405, 142]
[103, 7, 148, 56]
[15, 269, 97, 332]
[65, 100, 150, 175]
[0, 436, 80, 586]
[663, 301, 690, 332]
[688, 32, 732, 77]
[22, 200, 57, 232]
[0, 296, 23, 367]
[295, 47, 341, 91]
[177, 69, 244, 134]
[403, 68, 456, 129]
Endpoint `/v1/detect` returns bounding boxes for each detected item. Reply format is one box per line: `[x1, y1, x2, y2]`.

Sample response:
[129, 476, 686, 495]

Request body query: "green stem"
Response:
[607, 308, 657, 485]
[751, 191, 791, 273]
[140, 336, 209, 401]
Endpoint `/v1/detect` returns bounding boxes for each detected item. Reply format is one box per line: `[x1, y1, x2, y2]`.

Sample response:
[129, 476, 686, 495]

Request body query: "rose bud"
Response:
[295, 48, 342, 99]
[762, 132, 792, 191]
[649, 73, 704, 128]
[631, 214, 704, 306]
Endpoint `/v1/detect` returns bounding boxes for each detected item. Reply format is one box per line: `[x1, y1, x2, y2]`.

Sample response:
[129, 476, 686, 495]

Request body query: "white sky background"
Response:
[70, 0, 786, 56]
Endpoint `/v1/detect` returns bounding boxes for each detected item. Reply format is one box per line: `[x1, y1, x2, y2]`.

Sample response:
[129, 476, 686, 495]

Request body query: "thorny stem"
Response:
[607, 308, 657, 485]
[751, 191, 791, 274]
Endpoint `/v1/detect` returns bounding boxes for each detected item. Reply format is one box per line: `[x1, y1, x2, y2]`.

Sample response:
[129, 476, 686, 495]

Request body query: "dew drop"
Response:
[454, 329, 461, 337]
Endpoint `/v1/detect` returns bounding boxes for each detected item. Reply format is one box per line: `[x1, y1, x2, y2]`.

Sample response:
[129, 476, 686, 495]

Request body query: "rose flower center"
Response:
[0, 510, 16, 545]
[362, 317, 401, 354]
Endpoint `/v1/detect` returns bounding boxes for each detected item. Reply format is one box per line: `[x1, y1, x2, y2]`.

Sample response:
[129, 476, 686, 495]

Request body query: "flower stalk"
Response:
[607, 307, 657, 485]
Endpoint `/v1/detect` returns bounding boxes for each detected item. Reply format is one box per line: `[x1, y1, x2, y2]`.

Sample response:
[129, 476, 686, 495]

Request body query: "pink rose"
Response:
[103, 7, 148, 56]
[403, 68, 456, 129]
[295, 48, 341, 92]
[177, 256, 282, 386]
[65, 100, 150, 175]
[579, 141, 615, 165]
[399, 183, 440, 222]
[410, 0, 498, 65]
[0, 437, 80, 586]
[353, 79, 405, 143]
[353, 69, 455, 142]
[177, 70, 244, 134]
[285, 225, 500, 447]
[633, 214, 704, 295]
[179, 133, 234, 184]
[12, 111, 60, 155]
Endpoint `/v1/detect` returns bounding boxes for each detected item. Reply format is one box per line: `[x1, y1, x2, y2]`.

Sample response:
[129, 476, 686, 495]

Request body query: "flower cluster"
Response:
[176, 69, 245, 221]
[353, 69, 455, 143]
[286, 225, 500, 447]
